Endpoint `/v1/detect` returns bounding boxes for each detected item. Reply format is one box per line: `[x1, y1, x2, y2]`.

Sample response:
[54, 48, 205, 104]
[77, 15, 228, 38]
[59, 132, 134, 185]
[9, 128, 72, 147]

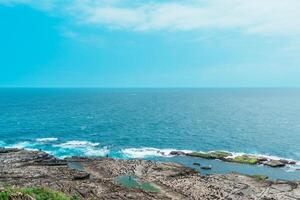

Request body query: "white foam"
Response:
[36, 138, 58, 142]
[121, 147, 192, 159]
[54, 140, 100, 149]
[7, 141, 38, 151]
[84, 147, 109, 157]
[8, 141, 31, 149]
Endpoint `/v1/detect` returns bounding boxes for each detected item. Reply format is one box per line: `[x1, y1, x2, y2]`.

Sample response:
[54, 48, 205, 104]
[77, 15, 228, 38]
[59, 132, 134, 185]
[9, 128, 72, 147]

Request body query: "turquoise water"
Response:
[1, 88, 300, 179]
[115, 175, 160, 192]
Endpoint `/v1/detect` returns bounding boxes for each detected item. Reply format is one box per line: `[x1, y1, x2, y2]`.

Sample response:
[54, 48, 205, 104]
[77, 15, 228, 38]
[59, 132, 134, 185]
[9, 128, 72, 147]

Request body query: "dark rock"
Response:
[201, 166, 212, 170]
[193, 162, 201, 166]
[257, 157, 268, 162]
[279, 159, 296, 165]
[0, 148, 20, 153]
[169, 151, 186, 156]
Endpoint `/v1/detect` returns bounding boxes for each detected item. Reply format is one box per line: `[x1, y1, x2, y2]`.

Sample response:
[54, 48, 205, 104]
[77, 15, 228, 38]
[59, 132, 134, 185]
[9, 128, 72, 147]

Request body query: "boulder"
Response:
[257, 157, 268, 163]
[279, 159, 296, 165]
[264, 160, 285, 167]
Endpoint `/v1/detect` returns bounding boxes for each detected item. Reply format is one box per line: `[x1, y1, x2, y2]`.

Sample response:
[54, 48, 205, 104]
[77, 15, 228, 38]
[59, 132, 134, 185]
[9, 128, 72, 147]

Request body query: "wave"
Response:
[53, 140, 100, 148]
[6, 141, 39, 151]
[2, 141, 300, 172]
[121, 147, 192, 159]
[84, 147, 109, 157]
[36, 137, 58, 142]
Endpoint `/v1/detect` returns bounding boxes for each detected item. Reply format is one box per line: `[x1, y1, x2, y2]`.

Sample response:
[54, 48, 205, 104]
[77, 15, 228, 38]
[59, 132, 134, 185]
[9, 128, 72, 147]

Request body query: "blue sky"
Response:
[1, 0, 300, 87]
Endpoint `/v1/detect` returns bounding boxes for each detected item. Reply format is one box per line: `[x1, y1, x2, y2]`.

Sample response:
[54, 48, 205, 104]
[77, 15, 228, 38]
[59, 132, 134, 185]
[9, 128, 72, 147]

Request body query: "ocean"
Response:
[1, 88, 300, 180]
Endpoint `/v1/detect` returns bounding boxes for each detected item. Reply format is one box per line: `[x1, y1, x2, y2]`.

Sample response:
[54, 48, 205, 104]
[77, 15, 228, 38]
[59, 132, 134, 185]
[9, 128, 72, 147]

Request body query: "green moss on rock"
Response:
[186, 152, 213, 159]
[229, 155, 258, 165]
[210, 151, 232, 159]
[186, 151, 232, 160]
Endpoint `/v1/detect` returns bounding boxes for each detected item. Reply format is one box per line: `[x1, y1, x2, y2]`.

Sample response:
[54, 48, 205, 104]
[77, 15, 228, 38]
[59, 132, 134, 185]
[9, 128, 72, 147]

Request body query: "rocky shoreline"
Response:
[169, 150, 297, 168]
[0, 148, 300, 199]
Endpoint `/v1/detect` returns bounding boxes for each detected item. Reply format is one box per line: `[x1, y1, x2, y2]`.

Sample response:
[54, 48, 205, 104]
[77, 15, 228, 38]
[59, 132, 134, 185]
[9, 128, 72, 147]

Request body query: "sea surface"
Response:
[1, 88, 300, 180]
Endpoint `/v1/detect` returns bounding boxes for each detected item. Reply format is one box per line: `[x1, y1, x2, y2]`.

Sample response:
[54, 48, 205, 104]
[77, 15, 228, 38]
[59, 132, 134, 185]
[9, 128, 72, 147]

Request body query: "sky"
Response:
[1, 0, 300, 88]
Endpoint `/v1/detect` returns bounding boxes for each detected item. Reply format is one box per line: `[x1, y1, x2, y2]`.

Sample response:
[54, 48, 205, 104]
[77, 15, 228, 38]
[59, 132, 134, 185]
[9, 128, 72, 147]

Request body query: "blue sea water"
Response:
[1, 88, 300, 180]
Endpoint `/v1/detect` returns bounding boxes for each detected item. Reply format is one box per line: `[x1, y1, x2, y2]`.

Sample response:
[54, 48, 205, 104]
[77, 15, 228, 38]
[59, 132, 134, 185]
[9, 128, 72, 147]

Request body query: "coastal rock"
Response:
[264, 160, 286, 167]
[192, 162, 201, 166]
[257, 157, 268, 163]
[185, 151, 296, 168]
[169, 151, 186, 156]
[201, 166, 212, 170]
[279, 159, 296, 165]
[0, 148, 20, 153]
[186, 151, 232, 160]
[0, 149, 299, 200]
[227, 155, 259, 165]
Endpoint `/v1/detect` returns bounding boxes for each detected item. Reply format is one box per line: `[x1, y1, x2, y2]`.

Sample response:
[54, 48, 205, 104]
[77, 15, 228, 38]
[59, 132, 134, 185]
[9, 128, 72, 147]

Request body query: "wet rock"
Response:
[0, 148, 20, 153]
[193, 162, 201, 166]
[264, 160, 285, 167]
[169, 151, 186, 156]
[257, 157, 268, 163]
[279, 159, 296, 165]
[201, 165, 212, 170]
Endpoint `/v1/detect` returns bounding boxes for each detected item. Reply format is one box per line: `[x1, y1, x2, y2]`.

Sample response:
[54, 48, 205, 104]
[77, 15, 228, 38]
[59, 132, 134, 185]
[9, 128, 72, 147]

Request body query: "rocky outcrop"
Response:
[0, 148, 299, 200]
[184, 151, 297, 168]
[264, 160, 286, 167]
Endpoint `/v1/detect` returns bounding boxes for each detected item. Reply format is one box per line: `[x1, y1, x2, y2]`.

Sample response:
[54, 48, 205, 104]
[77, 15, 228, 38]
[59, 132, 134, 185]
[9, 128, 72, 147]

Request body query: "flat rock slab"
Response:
[0, 148, 299, 200]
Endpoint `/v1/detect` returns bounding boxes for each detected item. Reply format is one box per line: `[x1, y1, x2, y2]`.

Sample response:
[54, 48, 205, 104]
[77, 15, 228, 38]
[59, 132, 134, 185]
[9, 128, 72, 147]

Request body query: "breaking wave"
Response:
[36, 137, 58, 142]
[121, 147, 192, 159]
[53, 140, 100, 148]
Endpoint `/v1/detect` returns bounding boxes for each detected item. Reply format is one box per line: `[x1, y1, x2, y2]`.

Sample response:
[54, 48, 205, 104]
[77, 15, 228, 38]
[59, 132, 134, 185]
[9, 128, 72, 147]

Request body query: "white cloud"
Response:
[2, 0, 300, 36]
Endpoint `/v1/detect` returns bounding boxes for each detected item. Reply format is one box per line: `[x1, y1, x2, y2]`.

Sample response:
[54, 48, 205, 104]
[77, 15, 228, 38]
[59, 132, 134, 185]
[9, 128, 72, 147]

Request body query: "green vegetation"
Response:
[229, 155, 258, 165]
[209, 151, 232, 159]
[115, 175, 160, 193]
[251, 174, 268, 181]
[187, 151, 232, 160]
[0, 187, 78, 200]
[187, 152, 213, 159]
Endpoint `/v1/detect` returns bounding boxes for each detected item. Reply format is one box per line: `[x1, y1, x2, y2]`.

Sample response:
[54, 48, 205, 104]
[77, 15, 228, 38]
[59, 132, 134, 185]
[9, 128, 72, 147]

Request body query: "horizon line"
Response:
[1, 86, 300, 89]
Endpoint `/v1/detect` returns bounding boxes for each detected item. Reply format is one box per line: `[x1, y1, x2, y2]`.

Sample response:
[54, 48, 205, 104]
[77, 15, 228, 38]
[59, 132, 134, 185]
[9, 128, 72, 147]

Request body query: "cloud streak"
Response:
[2, 0, 300, 36]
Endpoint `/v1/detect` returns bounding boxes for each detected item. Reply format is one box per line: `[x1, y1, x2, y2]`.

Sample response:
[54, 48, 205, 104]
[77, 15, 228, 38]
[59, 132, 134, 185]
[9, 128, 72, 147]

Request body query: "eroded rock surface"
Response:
[0, 148, 299, 200]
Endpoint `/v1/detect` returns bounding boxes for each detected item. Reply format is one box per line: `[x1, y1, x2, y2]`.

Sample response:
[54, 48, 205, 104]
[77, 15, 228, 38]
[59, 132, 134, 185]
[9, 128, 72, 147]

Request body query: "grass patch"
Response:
[0, 187, 78, 200]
